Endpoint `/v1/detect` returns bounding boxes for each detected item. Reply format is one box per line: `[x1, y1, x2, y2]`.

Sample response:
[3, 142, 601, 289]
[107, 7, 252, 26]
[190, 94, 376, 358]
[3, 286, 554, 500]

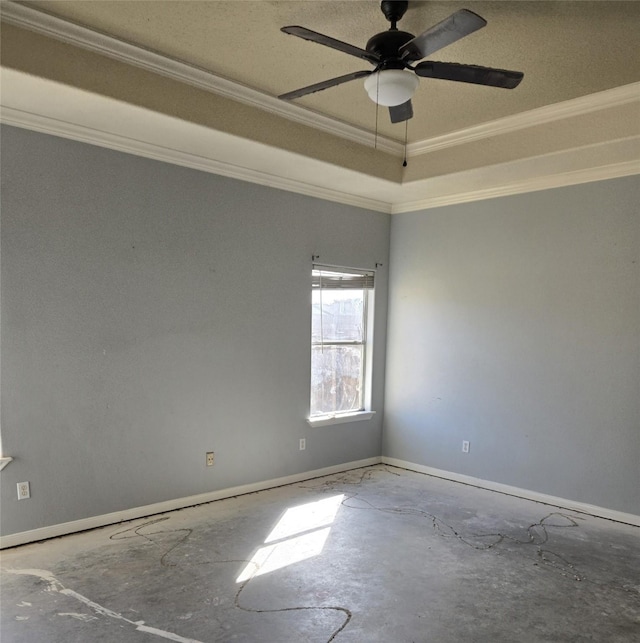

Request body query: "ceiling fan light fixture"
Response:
[364, 69, 419, 106]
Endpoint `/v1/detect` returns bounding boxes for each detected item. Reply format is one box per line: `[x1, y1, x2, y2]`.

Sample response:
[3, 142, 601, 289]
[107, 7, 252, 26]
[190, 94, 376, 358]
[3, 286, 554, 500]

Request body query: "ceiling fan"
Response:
[278, 1, 523, 124]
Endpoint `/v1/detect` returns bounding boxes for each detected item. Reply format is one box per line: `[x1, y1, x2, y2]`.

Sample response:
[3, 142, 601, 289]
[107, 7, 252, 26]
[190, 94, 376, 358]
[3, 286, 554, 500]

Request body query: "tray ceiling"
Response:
[17, 0, 640, 142]
[1, 1, 639, 212]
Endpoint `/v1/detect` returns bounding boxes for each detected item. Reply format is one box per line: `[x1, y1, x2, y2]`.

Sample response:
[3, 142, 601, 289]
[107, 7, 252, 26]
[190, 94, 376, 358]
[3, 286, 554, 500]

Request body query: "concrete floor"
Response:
[1, 465, 639, 642]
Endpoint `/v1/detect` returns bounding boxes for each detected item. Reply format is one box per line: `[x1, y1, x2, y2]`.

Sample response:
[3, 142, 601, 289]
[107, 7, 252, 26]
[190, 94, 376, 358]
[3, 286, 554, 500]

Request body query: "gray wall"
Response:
[0, 125, 390, 536]
[2, 124, 638, 539]
[384, 176, 640, 515]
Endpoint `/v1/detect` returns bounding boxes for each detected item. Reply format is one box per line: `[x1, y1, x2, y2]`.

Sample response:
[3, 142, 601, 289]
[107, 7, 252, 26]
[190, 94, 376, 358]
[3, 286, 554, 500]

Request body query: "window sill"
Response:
[307, 411, 376, 427]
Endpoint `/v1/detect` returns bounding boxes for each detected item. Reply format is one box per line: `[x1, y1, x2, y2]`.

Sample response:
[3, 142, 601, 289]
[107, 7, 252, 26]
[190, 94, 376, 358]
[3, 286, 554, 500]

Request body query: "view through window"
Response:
[311, 266, 374, 417]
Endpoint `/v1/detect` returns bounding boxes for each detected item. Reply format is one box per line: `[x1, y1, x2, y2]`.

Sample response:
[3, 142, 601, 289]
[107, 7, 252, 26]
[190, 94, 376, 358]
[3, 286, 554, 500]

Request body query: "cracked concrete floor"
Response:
[1, 465, 639, 642]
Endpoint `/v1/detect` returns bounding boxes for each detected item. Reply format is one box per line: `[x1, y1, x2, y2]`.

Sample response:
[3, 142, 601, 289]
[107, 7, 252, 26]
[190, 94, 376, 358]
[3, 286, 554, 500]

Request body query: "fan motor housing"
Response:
[380, 0, 409, 24]
[366, 30, 414, 65]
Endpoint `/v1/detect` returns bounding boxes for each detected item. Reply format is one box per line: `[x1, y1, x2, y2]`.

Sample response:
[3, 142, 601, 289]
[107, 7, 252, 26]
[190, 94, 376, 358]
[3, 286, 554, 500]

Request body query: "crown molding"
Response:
[3, 90, 637, 216]
[0, 105, 393, 214]
[0, 0, 403, 157]
[3, 1, 638, 166]
[394, 159, 640, 213]
[407, 81, 640, 156]
[394, 136, 640, 213]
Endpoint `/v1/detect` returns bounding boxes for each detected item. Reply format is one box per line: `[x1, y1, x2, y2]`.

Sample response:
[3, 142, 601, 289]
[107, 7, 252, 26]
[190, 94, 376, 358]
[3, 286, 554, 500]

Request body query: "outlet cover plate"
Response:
[17, 482, 30, 499]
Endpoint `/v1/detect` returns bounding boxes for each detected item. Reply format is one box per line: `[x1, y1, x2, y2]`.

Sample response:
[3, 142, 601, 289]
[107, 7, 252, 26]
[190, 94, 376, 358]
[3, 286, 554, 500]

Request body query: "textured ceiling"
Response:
[20, 0, 640, 143]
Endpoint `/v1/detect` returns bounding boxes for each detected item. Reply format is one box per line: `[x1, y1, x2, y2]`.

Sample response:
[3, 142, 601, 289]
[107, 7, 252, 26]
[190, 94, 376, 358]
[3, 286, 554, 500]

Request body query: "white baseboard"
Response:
[382, 457, 640, 527]
[5, 455, 634, 549]
[0, 457, 382, 549]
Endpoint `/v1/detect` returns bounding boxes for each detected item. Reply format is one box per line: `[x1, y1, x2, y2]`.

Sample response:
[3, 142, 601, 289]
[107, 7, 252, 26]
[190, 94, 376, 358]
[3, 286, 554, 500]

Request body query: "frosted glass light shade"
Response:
[364, 70, 419, 106]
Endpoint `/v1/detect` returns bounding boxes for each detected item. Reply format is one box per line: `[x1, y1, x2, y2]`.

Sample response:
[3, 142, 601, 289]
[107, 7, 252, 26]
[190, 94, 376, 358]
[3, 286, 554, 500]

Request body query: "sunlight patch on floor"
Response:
[236, 494, 344, 582]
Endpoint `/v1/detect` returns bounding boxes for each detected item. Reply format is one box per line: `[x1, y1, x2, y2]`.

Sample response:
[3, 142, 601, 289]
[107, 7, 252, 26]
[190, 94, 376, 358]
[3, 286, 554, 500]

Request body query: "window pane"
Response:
[310, 345, 363, 416]
[312, 289, 364, 343]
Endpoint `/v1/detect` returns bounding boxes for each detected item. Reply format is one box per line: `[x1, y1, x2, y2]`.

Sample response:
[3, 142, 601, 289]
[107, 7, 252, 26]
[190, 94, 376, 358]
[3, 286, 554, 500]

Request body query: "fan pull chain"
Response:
[374, 73, 380, 149]
[403, 119, 408, 167]
[374, 103, 379, 149]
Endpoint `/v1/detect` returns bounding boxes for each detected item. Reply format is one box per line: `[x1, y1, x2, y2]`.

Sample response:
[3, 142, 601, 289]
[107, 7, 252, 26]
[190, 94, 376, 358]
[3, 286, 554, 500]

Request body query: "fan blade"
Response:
[399, 9, 486, 61]
[282, 26, 380, 64]
[279, 70, 372, 101]
[389, 100, 413, 124]
[415, 61, 523, 88]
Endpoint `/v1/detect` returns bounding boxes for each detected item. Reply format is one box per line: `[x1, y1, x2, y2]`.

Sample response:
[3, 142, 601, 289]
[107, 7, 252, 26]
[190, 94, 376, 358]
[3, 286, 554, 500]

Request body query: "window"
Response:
[310, 265, 375, 423]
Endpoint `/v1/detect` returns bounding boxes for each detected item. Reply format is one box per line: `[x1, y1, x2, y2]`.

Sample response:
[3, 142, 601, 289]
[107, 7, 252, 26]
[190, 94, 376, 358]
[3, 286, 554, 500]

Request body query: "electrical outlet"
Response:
[299, 438, 306, 451]
[17, 482, 30, 500]
[462, 440, 470, 453]
[206, 451, 215, 467]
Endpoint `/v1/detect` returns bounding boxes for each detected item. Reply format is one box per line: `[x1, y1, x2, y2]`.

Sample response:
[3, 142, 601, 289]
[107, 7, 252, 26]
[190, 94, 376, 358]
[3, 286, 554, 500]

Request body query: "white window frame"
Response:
[308, 264, 376, 427]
